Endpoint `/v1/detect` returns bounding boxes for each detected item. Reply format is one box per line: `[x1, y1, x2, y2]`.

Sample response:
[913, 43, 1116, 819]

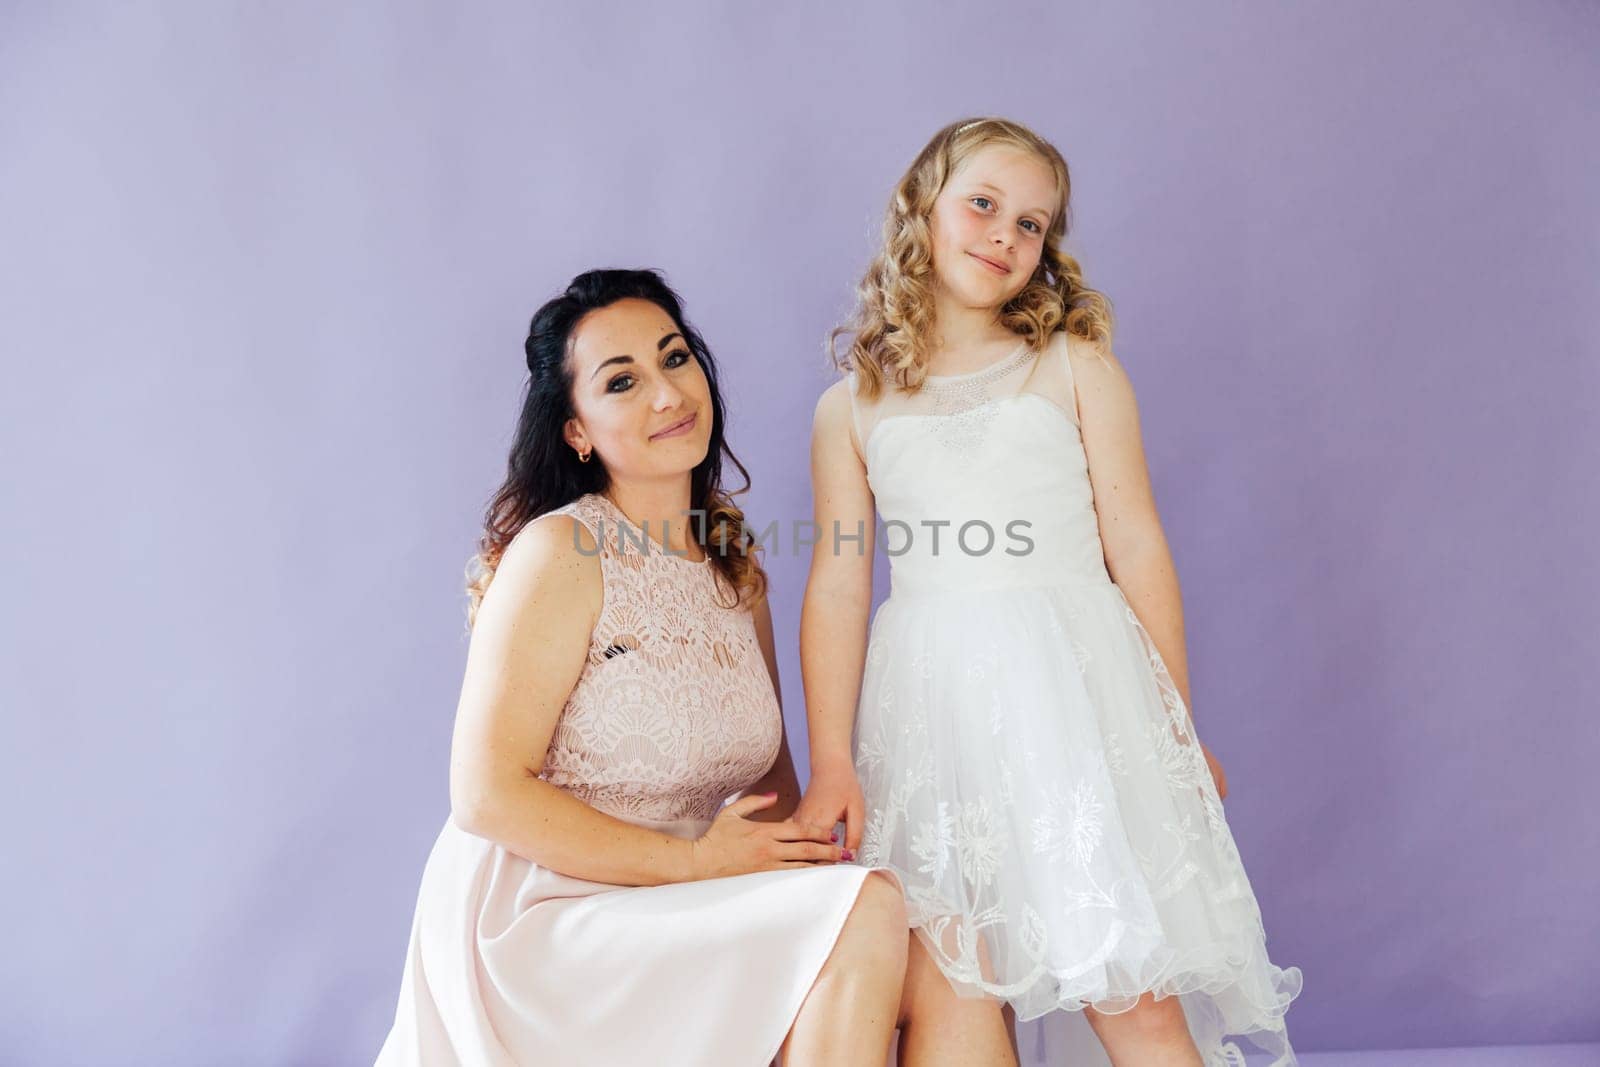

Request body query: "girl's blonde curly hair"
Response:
[831, 117, 1114, 400]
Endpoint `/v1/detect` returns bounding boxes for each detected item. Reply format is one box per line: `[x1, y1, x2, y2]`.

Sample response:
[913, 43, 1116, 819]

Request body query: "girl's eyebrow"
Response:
[972, 181, 1051, 221]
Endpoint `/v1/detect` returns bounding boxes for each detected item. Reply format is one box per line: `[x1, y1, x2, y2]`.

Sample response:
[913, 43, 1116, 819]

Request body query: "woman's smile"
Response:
[650, 410, 699, 440]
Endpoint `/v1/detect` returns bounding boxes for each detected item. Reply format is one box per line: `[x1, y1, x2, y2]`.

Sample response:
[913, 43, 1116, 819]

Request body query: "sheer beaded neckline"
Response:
[592, 492, 713, 566]
[921, 340, 1033, 386]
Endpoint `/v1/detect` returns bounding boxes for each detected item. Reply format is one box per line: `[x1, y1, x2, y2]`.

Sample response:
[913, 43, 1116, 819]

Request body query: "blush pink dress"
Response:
[375, 491, 880, 1067]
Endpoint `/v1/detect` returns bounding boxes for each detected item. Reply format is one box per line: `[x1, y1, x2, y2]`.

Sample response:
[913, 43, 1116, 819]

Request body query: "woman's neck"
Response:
[603, 479, 703, 558]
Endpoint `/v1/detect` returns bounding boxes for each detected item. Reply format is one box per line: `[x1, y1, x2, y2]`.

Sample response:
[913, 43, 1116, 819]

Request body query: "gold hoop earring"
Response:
[578, 448, 592, 464]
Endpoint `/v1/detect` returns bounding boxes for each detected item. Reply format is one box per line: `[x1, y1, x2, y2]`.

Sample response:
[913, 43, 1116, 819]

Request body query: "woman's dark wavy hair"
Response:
[465, 268, 765, 625]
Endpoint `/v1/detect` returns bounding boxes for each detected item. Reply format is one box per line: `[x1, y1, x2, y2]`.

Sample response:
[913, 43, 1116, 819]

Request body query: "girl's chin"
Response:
[934, 270, 1018, 307]
[942, 283, 1014, 310]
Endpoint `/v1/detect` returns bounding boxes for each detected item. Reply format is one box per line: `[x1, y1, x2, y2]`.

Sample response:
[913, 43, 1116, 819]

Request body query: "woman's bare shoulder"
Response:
[480, 511, 603, 622]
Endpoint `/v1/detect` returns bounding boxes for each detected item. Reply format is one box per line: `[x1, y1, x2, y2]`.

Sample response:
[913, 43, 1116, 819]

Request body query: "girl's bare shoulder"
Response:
[1062, 332, 1125, 380]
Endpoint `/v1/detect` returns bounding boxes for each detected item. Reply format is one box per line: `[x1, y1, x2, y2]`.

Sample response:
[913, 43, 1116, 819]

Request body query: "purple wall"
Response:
[3, 3, 1595, 1062]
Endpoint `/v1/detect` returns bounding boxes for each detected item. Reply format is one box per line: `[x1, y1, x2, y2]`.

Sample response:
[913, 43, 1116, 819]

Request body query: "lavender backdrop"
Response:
[2, 2, 1596, 1063]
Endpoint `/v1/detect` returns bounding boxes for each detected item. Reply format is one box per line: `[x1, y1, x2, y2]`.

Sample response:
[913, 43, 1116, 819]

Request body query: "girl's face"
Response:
[562, 297, 713, 480]
[927, 144, 1058, 312]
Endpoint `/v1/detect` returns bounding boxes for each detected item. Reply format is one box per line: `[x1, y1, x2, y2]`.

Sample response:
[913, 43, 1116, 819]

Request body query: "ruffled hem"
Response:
[853, 578, 1303, 1062]
[907, 888, 1302, 1066]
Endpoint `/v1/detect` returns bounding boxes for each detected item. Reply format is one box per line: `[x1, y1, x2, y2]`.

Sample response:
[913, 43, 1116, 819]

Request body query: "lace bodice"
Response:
[537, 492, 782, 825]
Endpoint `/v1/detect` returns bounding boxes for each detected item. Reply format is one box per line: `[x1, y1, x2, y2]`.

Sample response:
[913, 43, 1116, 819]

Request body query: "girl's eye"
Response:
[1020, 219, 1041, 234]
[971, 196, 993, 211]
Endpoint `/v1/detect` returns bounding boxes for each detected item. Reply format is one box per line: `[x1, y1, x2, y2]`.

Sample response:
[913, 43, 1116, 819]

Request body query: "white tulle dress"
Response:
[846, 331, 1303, 1066]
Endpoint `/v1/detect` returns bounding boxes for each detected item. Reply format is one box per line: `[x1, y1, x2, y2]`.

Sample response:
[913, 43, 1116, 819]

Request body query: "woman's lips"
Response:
[968, 252, 1011, 275]
[651, 411, 698, 439]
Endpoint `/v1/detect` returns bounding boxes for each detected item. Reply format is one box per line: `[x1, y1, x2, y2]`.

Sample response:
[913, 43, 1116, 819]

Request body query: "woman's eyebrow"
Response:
[589, 354, 635, 381]
[589, 333, 687, 381]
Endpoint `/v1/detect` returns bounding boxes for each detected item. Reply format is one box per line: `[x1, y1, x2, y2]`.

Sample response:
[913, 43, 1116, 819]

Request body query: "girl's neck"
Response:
[927, 297, 1018, 374]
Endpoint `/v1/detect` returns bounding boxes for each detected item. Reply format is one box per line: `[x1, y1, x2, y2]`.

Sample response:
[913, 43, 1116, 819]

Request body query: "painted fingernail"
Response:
[829, 831, 838, 842]
[841, 849, 855, 861]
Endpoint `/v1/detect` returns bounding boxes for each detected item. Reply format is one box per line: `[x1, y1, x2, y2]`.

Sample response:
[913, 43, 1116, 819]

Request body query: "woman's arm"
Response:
[735, 594, 804, 824]
[450, 512, 845, 879]
[447, 514, 697, 886]
[793, 378, 876, 848]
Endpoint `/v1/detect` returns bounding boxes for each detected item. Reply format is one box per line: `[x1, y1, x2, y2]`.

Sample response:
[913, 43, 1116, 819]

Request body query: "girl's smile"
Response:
[967, 251, 1013, 275]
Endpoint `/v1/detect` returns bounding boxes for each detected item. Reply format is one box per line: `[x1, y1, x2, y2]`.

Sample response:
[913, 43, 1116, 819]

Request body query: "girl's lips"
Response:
[651, 411, 698, 439]
[968, 252, 1011, 275]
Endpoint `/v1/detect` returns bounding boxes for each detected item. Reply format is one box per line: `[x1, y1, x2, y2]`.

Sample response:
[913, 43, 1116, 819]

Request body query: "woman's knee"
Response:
[858, 870, 907, 927]
[834, 872, 908, 973]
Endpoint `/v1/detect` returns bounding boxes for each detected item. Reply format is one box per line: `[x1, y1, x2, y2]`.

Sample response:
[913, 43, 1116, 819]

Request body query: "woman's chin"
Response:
[644, 436, 712, 473]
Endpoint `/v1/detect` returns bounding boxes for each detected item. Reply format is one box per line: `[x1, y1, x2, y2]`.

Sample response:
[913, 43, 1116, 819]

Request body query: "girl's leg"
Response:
[781, 872, 908, 1066]
[1084, 992, 1203, 1067]
[895, 933, 1017, 1066]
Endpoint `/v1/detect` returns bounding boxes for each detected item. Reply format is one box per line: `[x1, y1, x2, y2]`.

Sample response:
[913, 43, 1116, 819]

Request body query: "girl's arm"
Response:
[448, 514, 699, 886]
[1073, 338, 1227, 796]
[793, 379, 876, 849]
[735, 594, 804, 824]
[1072, 339, 1195, 712]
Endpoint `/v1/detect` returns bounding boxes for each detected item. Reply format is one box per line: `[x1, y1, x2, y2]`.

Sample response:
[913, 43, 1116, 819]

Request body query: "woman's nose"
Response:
[652, 376, 686, 409]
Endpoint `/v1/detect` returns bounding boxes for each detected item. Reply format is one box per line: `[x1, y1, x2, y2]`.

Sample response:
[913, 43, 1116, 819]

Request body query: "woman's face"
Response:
[927, 144, 1057, 312]
[562, 297, 713, 480]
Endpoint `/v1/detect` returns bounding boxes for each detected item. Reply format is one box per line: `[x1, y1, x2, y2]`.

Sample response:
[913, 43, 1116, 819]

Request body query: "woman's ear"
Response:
[562, 417, 587, 455]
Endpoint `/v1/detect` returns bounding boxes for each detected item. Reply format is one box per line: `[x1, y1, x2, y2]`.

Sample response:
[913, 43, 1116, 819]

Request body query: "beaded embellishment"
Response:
[920, 343, 1036, 453]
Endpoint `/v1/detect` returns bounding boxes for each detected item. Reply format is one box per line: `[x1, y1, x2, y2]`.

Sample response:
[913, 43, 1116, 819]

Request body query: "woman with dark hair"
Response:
[373, 269, 909, 1065]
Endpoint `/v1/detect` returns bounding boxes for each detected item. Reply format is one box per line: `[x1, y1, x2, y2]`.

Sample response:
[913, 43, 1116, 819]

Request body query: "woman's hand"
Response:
[793, 759, 865, 852]
[689, 793, 850, 880]
[1201, 741, 1228, 800]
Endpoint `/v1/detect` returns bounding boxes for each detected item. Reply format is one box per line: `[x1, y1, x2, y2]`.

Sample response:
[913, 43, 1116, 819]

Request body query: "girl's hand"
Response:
[689, 793, 848, 880]
[793, 760, 865, 852]
[1201, 741, 1228, 800]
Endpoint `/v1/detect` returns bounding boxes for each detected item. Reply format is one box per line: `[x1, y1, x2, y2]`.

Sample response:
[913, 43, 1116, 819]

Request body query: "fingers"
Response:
[844, 794, 864, 852]
[771, 819, 838, 845]
[778, 841, 848, 864]
[790, 797, 834, 838]
[724, 791, 780, 819]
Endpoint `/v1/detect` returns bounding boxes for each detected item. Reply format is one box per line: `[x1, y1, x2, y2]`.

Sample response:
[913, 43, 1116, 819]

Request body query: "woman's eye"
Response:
[665, 349, 691, 368]
[606, 374, 634, 393]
